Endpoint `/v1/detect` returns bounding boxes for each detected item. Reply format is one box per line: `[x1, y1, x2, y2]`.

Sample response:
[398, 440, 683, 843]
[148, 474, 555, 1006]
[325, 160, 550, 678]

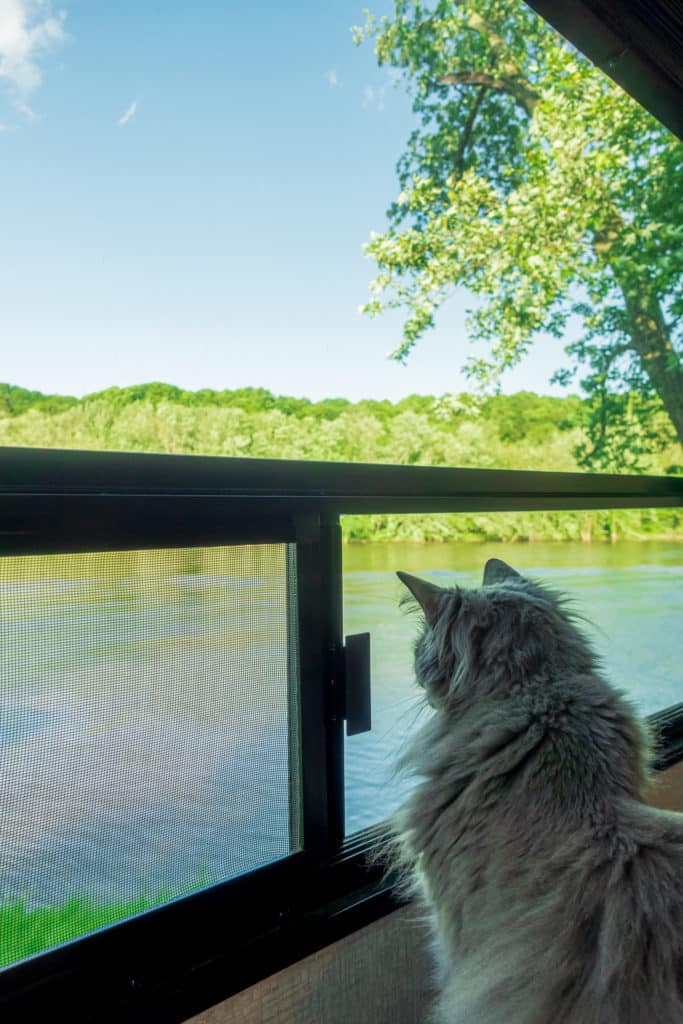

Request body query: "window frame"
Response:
[0, 446, 682, 1023]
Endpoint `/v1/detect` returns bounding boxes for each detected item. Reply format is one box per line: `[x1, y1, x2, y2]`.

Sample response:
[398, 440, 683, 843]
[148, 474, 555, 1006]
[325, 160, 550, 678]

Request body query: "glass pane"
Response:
[0, 543, 301, 968]
[343, 518, 683, 835]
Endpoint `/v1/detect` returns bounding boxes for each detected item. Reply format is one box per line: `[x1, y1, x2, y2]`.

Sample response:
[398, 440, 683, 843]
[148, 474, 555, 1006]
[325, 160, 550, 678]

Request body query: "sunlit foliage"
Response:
[354, 0, 683, 467]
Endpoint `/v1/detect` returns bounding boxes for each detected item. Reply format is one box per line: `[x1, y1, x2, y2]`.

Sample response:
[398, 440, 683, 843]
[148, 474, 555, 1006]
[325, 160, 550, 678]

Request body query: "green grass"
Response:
[0, 890, 177, 968]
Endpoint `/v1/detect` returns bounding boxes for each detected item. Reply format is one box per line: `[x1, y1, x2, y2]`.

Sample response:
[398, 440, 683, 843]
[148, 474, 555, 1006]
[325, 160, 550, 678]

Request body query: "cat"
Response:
[389, 558, 683, 1024]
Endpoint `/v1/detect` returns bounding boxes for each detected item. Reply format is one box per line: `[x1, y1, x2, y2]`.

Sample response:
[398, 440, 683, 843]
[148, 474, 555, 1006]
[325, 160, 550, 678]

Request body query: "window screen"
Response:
[0, 543, 301, 969]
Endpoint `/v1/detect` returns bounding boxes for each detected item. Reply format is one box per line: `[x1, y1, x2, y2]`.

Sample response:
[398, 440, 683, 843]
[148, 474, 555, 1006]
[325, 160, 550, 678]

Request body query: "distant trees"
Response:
[479, 392, 586, 444]
[0, 382, 77, 417]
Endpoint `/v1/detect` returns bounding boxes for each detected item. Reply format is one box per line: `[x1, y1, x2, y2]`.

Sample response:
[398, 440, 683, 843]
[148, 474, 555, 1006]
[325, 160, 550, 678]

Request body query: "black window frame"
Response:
[0, 446, 681, 1023]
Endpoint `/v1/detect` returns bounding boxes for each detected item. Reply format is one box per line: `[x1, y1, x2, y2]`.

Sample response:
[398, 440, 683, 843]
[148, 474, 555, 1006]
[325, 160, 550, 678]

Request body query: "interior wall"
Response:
[187, 761, 683, 1024]
[185, 905, 434, 1024]
[648, 758, 683, 813]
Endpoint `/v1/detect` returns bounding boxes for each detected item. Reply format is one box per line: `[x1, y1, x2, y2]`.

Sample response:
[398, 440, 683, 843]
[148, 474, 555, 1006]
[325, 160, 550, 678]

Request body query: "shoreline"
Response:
[342, 533, 683, 545]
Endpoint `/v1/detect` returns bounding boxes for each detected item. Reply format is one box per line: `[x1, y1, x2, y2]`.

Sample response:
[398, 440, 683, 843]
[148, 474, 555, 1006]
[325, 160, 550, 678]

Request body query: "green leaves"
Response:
[356, 0, 683, 462]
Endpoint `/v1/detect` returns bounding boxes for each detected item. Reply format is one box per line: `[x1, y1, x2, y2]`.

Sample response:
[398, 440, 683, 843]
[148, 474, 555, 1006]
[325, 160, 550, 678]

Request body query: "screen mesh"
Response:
[0, 543, 301, 968]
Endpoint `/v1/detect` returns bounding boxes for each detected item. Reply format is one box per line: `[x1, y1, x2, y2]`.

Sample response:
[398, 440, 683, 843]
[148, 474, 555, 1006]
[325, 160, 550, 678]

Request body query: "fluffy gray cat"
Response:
[391, 558, 683, 1024]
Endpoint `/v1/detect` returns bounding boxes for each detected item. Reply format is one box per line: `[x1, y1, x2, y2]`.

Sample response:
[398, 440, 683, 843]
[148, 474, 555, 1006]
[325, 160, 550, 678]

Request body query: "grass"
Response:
[0, 890, 177, 969]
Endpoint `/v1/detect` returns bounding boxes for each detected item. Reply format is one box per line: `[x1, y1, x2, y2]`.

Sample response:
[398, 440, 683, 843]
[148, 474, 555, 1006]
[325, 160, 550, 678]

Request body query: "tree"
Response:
[354, 0, 683, 469]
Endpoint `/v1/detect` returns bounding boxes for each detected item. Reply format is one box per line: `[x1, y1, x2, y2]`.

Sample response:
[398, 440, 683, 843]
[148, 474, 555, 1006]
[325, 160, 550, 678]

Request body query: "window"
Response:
[343, 515, 683, 834]
[0, 543, 301, 968]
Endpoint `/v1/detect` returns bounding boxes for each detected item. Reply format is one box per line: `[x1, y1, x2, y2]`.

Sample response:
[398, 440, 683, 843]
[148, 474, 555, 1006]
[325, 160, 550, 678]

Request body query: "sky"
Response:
[0, 0, 576, 402]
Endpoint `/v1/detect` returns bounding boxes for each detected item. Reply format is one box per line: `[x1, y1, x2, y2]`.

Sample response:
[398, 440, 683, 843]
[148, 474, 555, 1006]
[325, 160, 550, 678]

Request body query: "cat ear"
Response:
[396, 571, 444, 624]
[483, 558, 521, 586]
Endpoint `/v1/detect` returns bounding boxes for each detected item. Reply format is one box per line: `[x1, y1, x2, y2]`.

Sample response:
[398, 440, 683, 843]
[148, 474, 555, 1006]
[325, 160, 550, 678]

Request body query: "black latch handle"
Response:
[344, 632, 371, 736]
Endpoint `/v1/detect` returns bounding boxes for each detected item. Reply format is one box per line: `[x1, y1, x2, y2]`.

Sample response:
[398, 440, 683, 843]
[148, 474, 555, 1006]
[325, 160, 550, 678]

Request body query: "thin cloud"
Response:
[0, 0, 67, 99]
[15, 97, 36, 119]
[118, 98, 137, 125]
[362, 84, 385, 112]
[325, 69, 340, 88]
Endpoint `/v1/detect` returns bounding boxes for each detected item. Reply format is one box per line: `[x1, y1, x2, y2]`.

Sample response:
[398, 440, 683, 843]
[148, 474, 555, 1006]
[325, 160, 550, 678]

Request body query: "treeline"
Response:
[0, 381, 584, 435]
[0, 381, 680, 542]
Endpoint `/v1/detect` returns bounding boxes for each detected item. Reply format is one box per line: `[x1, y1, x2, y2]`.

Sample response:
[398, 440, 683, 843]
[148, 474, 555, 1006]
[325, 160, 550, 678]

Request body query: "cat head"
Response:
[397, 559, 596, 711]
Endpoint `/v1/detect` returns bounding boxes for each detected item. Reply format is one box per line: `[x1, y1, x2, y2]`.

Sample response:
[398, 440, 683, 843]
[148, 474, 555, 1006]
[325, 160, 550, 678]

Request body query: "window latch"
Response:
[343, 632, 371, 736]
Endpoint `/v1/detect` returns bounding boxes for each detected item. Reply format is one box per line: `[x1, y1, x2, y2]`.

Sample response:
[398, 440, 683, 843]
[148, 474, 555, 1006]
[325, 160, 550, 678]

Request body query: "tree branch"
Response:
[420, 4, 509, 59]
[452, 84, 488, 180]
[441, 8, 540, 117]
[465, 9, 521, 79]
[439, 70, 539, 116]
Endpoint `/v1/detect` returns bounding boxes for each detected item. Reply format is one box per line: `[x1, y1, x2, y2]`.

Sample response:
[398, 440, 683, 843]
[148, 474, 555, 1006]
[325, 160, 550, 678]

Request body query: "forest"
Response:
[0, 381, 680, 543]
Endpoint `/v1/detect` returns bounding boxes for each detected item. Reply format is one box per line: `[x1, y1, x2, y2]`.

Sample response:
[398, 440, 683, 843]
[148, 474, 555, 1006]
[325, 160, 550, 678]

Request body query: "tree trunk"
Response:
[594, 219, 683, 448]
[620, 283, 683, 448]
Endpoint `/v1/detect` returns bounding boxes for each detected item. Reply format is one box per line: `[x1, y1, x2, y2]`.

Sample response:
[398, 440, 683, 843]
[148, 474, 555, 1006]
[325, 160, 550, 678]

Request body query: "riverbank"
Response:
[340, 510, 683, 544]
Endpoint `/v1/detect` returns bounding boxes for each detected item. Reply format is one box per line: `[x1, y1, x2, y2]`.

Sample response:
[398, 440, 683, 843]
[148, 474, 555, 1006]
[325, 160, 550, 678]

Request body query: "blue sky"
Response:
[0, 0, 575, 402]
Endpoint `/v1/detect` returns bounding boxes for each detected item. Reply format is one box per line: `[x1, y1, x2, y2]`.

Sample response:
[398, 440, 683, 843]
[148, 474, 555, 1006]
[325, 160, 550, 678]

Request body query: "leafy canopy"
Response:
[353, 0, 683, 468]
